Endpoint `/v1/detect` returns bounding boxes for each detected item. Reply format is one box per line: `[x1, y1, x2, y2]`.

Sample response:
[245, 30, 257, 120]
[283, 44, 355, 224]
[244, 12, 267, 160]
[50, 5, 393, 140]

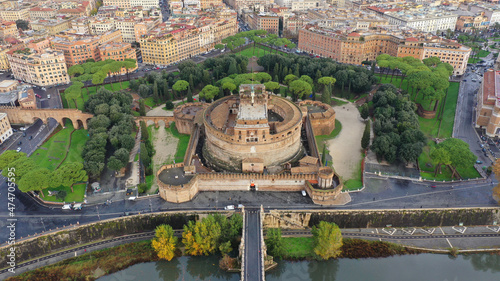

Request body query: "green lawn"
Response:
[315, 120, 342, 150]
[62, 81, 130, 110]
[31, 121, 75, 170]
[170, 123, 190, 164]
[238, 45, 287, 58]
[41, 183, 86, 203]
[143, 97, 158, 108]
[344, 153, 364, 191]
[281, 237, 314, 259]
[332, 98, 348, 106]
[30, 121, 89, 203]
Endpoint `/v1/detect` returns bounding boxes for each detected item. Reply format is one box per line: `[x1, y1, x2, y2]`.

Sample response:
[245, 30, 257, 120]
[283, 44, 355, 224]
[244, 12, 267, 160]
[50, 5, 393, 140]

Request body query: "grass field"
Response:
[30, 120, 89, 202]
[41, 183, 86, 203]
[143, 97, 158, 108]
[170, 123, 190, 164]
[62, 81, 130, 110]
[238, 45, 287, 58]
[344, 153, 364, 191]
[315, 120, 342, 153]
[281, 237, 314, 259]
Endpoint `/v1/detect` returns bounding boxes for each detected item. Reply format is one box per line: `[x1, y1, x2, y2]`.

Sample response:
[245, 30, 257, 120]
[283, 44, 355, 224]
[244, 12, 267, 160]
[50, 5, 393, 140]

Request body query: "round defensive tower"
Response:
[203, 84, 303, 171]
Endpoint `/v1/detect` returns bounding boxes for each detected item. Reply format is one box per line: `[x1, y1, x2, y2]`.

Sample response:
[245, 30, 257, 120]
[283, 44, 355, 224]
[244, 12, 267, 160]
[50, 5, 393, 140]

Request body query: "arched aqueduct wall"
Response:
[0, 107, 94, 129]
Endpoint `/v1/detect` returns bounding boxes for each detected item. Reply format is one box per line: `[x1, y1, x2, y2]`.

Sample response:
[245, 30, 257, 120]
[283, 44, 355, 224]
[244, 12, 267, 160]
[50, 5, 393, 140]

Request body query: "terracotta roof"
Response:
[348, 32, 360, 37]
[406, 37, 419, 42]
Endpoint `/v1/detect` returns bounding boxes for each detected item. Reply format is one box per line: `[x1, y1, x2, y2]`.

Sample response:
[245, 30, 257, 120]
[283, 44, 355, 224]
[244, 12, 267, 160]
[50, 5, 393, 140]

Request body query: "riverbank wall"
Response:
[263, 208, 500, 229]
[0, 212, 215, 268]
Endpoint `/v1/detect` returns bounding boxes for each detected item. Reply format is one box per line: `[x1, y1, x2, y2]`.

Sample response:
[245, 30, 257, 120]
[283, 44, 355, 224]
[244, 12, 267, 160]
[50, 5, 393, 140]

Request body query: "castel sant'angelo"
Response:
[158, 84, 350, 205]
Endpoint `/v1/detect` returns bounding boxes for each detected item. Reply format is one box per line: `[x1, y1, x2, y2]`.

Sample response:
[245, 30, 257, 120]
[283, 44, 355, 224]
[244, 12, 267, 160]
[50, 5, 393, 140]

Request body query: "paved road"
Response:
[244, 209, 263, 281]
[279, 230, 500, 240]
[453, 66, 491, 166]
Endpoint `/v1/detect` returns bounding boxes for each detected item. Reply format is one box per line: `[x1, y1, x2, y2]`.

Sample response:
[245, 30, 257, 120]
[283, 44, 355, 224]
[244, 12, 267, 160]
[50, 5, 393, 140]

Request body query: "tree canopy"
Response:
[312, 221, 343, 260]
[152, 224, 178, 261]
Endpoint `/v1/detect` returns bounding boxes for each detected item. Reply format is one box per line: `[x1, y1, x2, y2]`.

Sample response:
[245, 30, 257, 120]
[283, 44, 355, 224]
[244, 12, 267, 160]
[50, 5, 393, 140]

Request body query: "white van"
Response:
[62, 204, 72, 210]
[73, 203, 82, 210]
[302, 190, 307, 197]
[224, 205, 235, 210]
[47, 94, 51, 99]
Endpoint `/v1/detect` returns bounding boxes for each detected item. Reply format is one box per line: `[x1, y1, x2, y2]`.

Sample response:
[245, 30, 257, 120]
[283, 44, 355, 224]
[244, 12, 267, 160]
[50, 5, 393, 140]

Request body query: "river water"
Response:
[98, 253, 500, 281]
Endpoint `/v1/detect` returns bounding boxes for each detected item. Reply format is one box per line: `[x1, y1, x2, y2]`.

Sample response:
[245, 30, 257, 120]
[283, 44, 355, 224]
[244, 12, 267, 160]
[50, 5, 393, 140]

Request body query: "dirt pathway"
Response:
[148, 126, 178, 193]
[327, 102, 365, 181]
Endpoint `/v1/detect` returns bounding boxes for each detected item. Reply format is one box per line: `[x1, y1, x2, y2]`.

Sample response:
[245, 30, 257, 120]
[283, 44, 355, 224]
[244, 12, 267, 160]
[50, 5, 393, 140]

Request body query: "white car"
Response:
[47, 94, 51, 99]
[128, 196, 136, 201]
[16, 147, 21, 152]
[62, 204, 72, 210]
[224, 205, 235, 210]
[302, 190, 307, 197]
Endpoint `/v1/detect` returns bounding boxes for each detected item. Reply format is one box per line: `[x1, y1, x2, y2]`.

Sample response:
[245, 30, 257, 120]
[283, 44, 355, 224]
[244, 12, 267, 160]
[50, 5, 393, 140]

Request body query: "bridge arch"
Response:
[0, 108, 93, 130]
[61, 117, 76, 129]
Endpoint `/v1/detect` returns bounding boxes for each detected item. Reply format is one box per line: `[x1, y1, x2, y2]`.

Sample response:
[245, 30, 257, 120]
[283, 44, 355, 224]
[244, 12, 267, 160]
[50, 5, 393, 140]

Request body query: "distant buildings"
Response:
[0, 112, 13, 144]
[383, 10, 458, 33]
[476, 70, 500, 137]
[103, 0, 160, 9]
[50, 30, 123, 66]
[7, 48, 70, 86]
[0, 80, 36, 109]
[299, 24, 471, 75]
[245, 12, 280, 35]
[140, 15, 237, 65]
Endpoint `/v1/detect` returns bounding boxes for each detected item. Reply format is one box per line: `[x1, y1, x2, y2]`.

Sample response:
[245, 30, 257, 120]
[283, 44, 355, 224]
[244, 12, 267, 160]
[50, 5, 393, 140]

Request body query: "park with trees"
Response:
[369, 54, 480, 180]
[0, 148, 88, 202]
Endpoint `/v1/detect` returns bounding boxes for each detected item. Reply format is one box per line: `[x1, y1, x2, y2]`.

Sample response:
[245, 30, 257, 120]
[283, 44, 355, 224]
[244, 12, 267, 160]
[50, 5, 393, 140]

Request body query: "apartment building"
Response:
[98, 42, 137, 61]
[103, 0, 131, 9]
[0, 21, 17, 42]
[103, 0, 159, 9]
[71, 17, 91, 34]
[31, 18, 72, 36]
[140, 33, 179, 65]
[246, 13, 279, 35]
[29, 7, 56, 20]
[27, 38, 51, 52]
[50, 30, 122, 66]
[198, 0, 223, 9]
[130, 0, 160, 9]
[291, 0, 319, 11]
[298, 25, 471, 75]
[476, 70, 500, 137]
[7, 48, 70, 86]
[0, 46, 10, 70]
[0, 113, 13, 144]
[461, 3, 500, 25]
[0, 7, 31, 22]
[90, 18, 116, 35]
[384, 10, 458, 33]
[455, 12, 489, 32]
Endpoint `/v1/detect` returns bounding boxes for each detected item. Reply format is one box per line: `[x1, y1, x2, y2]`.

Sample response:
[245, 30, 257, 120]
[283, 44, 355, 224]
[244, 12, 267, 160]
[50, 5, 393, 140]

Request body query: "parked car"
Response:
[476, 160, 483, 164]
[302, 190, 307, 197]
[73, 203, 82, 210]
[47, 94, 51, 99]
[128, 196, 137, 201]
[17, 141, 21, 145]
[224, 205, 235, 210]
[16, 147, 21, 152]
[28, 136, 33, 140]
[62, 204, 72, 210]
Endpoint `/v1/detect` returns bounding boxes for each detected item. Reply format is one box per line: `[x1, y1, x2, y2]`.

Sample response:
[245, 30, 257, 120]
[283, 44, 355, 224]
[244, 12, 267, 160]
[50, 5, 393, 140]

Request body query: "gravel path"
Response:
[149, 126, 178, 193]
[327, 102, 365, 181]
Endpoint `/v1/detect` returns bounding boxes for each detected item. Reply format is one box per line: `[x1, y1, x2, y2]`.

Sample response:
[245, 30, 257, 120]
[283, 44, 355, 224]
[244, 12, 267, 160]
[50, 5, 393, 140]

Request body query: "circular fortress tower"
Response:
[203, 84, 303, 172]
